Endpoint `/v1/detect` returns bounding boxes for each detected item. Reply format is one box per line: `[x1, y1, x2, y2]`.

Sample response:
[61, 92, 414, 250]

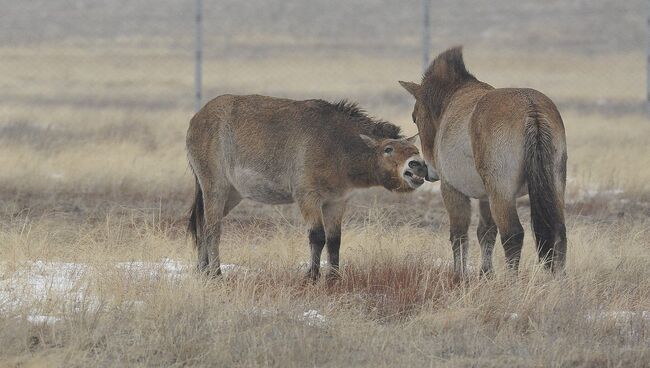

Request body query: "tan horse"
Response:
[400, 47, 567, 275]
[186, 95, 430, 279]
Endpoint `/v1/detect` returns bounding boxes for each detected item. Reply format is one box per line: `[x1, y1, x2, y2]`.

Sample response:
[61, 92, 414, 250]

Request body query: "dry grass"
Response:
[1, 207, 649, 367]
[1, 39, 650, 366]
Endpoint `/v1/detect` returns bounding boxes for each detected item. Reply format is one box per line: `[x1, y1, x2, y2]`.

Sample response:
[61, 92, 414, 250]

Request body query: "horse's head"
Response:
[359, 134, 428, 192]
[398, 80, 440, 183]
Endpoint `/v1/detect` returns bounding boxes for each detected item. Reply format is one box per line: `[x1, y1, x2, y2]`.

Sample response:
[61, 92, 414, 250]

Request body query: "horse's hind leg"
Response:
[552, 157, 567, 273]
[477, 200, 498, 275]
[488, 195, 524, 271]
[199, 178, 237, 277]
[441, 182, 471, 277]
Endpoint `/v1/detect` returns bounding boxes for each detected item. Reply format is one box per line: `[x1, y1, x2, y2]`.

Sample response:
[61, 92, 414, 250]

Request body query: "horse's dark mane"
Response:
[331, 100, 368, 120]
[422, 46, 476, 84]
[421, 46, 484, 121]
[327, 99, 402, 139]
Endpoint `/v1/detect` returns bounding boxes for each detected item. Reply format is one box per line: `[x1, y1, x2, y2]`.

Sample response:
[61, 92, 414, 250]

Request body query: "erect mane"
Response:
[421, 46, 482, 121]
[329, 100, 402, 139]
[422, 46, 476, 83]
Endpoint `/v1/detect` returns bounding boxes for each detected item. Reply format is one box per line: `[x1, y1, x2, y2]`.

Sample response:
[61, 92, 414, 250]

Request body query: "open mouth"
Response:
[404, 171, 425, 187]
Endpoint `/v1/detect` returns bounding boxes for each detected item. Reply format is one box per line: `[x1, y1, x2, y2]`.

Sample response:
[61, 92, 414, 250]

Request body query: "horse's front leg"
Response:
[321, 200, 347, 282]
[298, 196, 325, 281]
[441, 182, 471, 278]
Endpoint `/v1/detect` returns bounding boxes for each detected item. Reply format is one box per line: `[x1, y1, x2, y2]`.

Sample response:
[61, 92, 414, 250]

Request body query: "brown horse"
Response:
[400, 47, 567, 275]
[186, 95, 430, 279]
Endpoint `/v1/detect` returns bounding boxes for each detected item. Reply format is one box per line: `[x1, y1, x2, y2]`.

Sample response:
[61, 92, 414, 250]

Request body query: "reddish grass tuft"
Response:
[330, 257, 458, 321]
[220, 255, 460, 322]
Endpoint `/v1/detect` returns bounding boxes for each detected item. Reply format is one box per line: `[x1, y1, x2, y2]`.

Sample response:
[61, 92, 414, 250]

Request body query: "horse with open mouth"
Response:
[186, 95, 431, 280]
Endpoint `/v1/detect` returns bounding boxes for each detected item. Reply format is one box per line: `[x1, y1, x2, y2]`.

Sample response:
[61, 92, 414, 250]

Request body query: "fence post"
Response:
[421, 0, 431, 73]
[195, 0, 203, 112]
[647, 0, 650, 117]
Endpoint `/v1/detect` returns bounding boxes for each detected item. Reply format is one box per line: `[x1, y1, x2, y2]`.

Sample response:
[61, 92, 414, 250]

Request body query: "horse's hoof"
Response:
[480, 267, 494, 279]
[551, 266, 567, 278]
[197, 264, 222, 279]
[452, 269, 470, 283]
[325, 270, 341, 284]
[305, 269, 320, 282]
[208, 267, 222, 279]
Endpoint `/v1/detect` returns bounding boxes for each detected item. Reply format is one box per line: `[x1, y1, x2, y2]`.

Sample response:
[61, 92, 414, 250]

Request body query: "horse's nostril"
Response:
[408, 161, 421, 169]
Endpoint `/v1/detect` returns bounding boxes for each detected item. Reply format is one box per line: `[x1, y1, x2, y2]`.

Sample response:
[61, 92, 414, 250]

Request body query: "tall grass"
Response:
[1, 198, 650, 366]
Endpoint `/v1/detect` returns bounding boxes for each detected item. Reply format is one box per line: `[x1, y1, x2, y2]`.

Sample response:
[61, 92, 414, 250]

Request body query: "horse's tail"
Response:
[524, 112, 567, 272]
[187, 175, 204, 248]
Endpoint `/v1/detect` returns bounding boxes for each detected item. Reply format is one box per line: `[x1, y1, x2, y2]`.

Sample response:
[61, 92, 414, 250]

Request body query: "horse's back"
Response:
[473, 88, 563, 131]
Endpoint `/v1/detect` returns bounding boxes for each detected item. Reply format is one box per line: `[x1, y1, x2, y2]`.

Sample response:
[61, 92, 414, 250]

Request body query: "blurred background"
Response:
[0, 0, 647, 211]
[1, 0, 643, 111]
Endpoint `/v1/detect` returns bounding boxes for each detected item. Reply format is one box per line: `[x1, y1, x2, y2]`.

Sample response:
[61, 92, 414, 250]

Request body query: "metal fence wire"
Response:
[0, 0, 645, 131]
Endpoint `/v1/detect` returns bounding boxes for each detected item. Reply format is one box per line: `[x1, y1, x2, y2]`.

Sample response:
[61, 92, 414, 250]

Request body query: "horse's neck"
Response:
[344, 147, 380, 188]
[434, 84, 493, 178]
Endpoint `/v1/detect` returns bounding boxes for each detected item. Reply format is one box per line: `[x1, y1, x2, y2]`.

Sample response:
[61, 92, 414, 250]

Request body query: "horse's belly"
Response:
[444, 166, 487, 199]
[230, 167, 294, 205]
[438, 152, 487, 199]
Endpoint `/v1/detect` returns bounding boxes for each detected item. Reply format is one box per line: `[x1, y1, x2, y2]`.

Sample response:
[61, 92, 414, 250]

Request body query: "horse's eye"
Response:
[384, 146, 393, 154]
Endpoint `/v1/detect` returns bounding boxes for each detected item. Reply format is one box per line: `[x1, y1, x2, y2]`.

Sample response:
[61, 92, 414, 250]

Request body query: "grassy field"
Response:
[1, 36, 650, 367]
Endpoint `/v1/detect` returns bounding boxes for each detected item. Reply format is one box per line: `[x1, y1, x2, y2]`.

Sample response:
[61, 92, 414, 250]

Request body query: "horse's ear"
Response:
[406, 133, 419, 144]
[359, 134, 378, 148]
[398, 81, 421, 99]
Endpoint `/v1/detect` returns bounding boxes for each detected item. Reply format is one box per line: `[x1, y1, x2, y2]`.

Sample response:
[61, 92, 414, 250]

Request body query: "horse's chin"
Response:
[394, 186, 416, 193]
[381, 174, 421, 193]
[392, 180, 419, 193]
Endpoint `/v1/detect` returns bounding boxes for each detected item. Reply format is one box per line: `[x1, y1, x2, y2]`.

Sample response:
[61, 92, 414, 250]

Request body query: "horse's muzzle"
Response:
[425, 165, 440, 182]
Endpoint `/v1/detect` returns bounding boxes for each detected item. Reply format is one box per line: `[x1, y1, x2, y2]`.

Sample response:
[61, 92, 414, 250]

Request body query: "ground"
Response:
[1, 0, 650, 366]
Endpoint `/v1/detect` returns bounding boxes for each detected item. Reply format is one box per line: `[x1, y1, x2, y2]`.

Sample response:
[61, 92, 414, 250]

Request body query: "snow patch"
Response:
[115, 258, 187, 279]
[1, 259, 246, 321]
[248, 307, 327, 327]
[505, 313, 519, 321]
[220, 264, 246, 274]
[585, 310, 650, 322]
[301, 309, 327, 327]
[504, 310, 650, 324]
[114, 259, 244, 279]
[27, 314, 62, 324]
[298, 260, 329, 271]
[0, 261, 89, 311]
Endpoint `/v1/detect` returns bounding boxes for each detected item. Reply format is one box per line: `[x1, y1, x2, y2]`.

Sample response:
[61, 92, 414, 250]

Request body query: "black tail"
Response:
[524, 112, 566, 271]
[188, 176, 204, 248]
